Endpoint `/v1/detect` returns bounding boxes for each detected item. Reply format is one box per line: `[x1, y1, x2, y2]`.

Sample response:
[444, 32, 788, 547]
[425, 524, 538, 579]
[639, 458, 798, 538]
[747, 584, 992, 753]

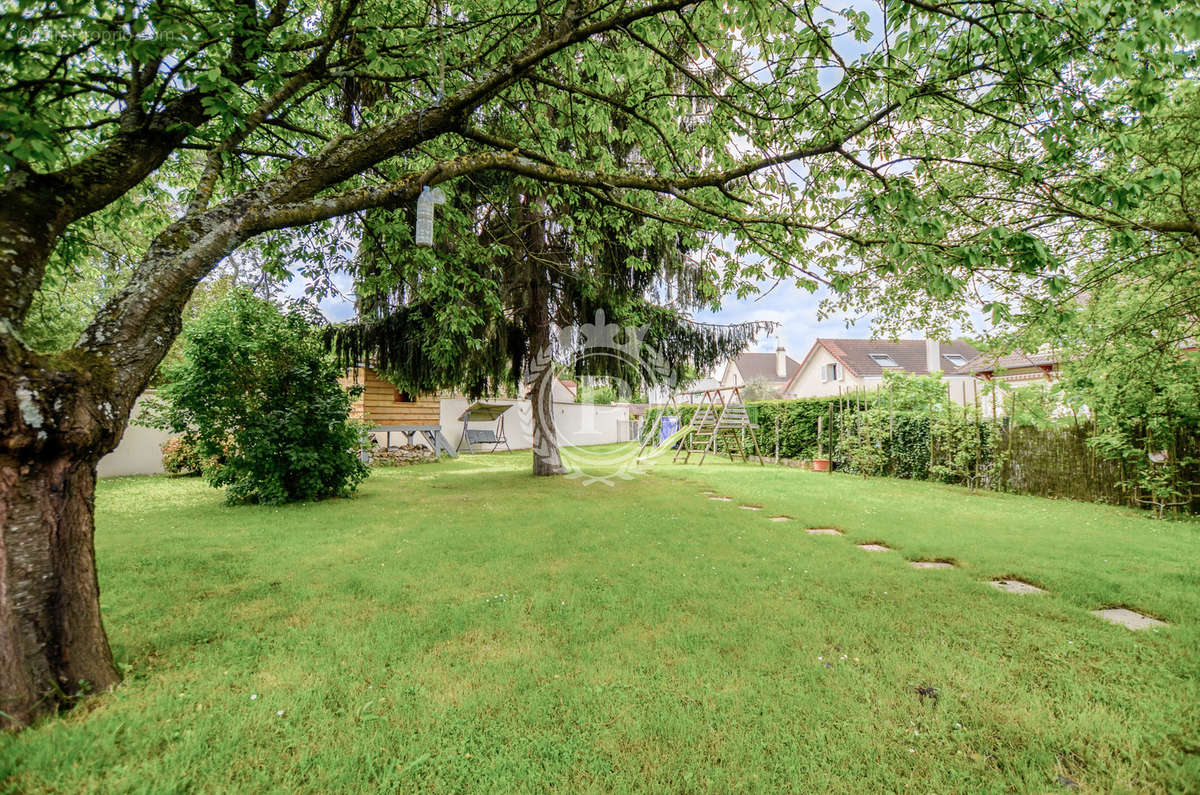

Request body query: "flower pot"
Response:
[812, 458, 830, 472]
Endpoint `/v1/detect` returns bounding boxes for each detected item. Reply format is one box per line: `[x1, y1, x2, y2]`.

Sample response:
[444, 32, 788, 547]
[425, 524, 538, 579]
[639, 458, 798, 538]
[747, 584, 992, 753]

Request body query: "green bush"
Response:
[147, 292, 369, 505]
[929, 406, 1006, 492]
[644, 374, 994, 487]
[884, 415, 932, 480]
[639, 370, 1197, 513]
[577, 384, 617, 405]
[160, 435, 204, 476]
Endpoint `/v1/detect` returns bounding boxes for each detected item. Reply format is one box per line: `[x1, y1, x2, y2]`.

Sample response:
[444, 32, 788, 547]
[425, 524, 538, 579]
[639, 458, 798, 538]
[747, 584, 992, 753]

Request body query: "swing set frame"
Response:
[673, 385, 764, 466]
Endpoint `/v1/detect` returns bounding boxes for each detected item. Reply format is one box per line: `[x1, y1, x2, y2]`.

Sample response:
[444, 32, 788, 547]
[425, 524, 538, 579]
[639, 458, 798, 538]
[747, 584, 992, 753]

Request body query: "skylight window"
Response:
[943, 354, 968, 367]
[868, 353, 900, 367]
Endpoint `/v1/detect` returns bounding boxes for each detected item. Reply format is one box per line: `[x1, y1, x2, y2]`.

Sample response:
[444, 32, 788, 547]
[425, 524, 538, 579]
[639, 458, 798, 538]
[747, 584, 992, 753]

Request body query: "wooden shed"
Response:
[339, 366, 443, 427]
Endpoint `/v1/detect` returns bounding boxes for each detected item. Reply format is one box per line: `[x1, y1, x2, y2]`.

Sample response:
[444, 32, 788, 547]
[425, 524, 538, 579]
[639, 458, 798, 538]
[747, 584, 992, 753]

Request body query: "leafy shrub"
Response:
[148, 292, 368, 505]
[577, 384, 617, 405]
[160, 435, 204, 475]
[929, 406, 1006, 492]
[1076, 351, 1200, 517]
[838, 406, 887, 477]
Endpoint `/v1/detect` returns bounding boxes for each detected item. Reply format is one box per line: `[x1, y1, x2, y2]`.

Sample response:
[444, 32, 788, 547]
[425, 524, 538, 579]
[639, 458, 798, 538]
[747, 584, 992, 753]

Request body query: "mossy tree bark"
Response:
[0, 349, 130, 728]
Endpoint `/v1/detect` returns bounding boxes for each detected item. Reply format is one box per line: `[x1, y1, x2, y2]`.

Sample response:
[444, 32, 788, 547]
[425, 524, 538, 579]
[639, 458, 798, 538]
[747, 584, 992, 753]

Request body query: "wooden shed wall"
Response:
[340, 367, 442, 426]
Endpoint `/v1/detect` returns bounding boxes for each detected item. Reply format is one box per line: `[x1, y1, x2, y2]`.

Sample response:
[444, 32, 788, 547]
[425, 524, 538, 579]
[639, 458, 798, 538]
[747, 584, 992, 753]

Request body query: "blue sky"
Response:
[694, 278, 868, 360]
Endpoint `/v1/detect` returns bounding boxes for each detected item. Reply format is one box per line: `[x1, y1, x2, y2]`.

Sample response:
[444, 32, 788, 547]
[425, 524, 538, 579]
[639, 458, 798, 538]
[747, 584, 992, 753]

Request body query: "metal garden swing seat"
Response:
[457, 401, 514, 453]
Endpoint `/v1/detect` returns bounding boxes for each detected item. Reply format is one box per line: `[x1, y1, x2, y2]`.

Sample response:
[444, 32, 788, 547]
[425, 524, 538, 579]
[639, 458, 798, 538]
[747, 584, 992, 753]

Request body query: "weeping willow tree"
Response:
[327, 171, 769, 474]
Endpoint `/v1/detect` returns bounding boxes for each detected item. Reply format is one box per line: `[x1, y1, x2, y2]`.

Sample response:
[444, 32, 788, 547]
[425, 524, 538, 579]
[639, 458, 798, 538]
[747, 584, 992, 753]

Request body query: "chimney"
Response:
[775, 337, 787, 379]
[925, 338, 940, 374]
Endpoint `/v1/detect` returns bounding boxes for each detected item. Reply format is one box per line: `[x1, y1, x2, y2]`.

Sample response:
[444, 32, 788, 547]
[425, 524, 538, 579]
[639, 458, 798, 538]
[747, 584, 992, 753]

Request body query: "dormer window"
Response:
[942, 354, 968, 367]
[868, 353, 900, 367]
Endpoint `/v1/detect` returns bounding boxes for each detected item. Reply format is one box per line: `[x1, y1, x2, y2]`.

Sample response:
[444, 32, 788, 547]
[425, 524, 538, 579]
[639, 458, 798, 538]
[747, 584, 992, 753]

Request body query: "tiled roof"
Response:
[811, 338, 981, 377]
[732, 351, 800, 383]
[959, 351, 1059, 375]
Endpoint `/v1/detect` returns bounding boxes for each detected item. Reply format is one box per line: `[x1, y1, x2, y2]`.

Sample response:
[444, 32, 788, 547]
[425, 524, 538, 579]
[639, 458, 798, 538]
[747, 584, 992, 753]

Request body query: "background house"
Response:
[718, 342, 800, 397]
[962, 351, 1060, 385]
[783, 338, 981, 403]
[961, 350, 1066, 418]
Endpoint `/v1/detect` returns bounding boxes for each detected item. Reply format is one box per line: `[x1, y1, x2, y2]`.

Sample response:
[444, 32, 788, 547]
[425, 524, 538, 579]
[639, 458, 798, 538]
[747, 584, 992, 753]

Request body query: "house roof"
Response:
[730, 351, 801, 384]
[960, 350, 1059, 375]
[681, 377, 723, 394]
[791, 338, 982, 385]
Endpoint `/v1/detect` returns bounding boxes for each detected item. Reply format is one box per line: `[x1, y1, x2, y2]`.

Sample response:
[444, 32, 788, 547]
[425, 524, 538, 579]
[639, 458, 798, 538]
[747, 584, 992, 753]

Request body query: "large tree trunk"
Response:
[529, 350, 566, 476]
[0, 344, 133, 729]
[520, 191, 566, 478]
[0, 450, 119, 729]
[0, 191, 262, 731]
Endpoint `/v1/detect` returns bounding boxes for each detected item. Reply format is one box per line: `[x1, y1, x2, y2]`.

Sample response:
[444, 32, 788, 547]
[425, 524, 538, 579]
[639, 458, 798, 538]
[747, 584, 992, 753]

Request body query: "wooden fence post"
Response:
[817, 414, 824, 459]
[774, 411, 780, 464]
[827, 401, 835, 474]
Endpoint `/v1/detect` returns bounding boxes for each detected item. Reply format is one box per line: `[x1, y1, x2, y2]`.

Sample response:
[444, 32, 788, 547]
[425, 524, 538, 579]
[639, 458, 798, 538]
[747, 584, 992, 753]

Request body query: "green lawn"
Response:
[3, 450, 1199, 792]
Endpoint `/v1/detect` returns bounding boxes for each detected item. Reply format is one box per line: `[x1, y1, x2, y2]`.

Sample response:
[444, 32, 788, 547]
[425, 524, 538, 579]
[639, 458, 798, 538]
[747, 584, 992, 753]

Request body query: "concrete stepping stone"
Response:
[857, 543, 890, 552]
[988, 578, 1045, 595]
[709, 496, 731, 502]
[806, 527, 843, 536]
[769, 516, 791, 522]
[1091, 608, 1166, 630]
[909, 560, 954, 569]
[739, 505, 762, 511]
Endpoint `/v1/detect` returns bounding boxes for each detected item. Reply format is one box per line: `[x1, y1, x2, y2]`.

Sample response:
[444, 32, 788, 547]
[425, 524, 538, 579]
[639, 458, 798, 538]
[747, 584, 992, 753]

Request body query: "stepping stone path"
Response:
[988, 578, 1045, 595]
[1091, 608, 1166, 630]
[688, 489, 1177, 635]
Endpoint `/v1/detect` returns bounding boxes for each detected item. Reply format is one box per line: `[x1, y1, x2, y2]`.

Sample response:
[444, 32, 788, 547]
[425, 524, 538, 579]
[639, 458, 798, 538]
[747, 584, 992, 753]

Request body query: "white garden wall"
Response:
[97, 393, 171, 477]
[98, 393, 634, 477]
[437, 398, 632, 453]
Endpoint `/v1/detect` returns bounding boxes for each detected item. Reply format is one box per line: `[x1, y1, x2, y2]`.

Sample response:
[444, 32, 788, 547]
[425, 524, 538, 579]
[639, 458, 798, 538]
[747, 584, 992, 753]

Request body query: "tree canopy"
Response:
[325, 173, 773, 399]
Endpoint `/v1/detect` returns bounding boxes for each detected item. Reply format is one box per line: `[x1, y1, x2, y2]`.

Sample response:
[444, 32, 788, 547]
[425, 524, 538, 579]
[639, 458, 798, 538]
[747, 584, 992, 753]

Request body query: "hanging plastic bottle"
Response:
[415, 185, 446, 247]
